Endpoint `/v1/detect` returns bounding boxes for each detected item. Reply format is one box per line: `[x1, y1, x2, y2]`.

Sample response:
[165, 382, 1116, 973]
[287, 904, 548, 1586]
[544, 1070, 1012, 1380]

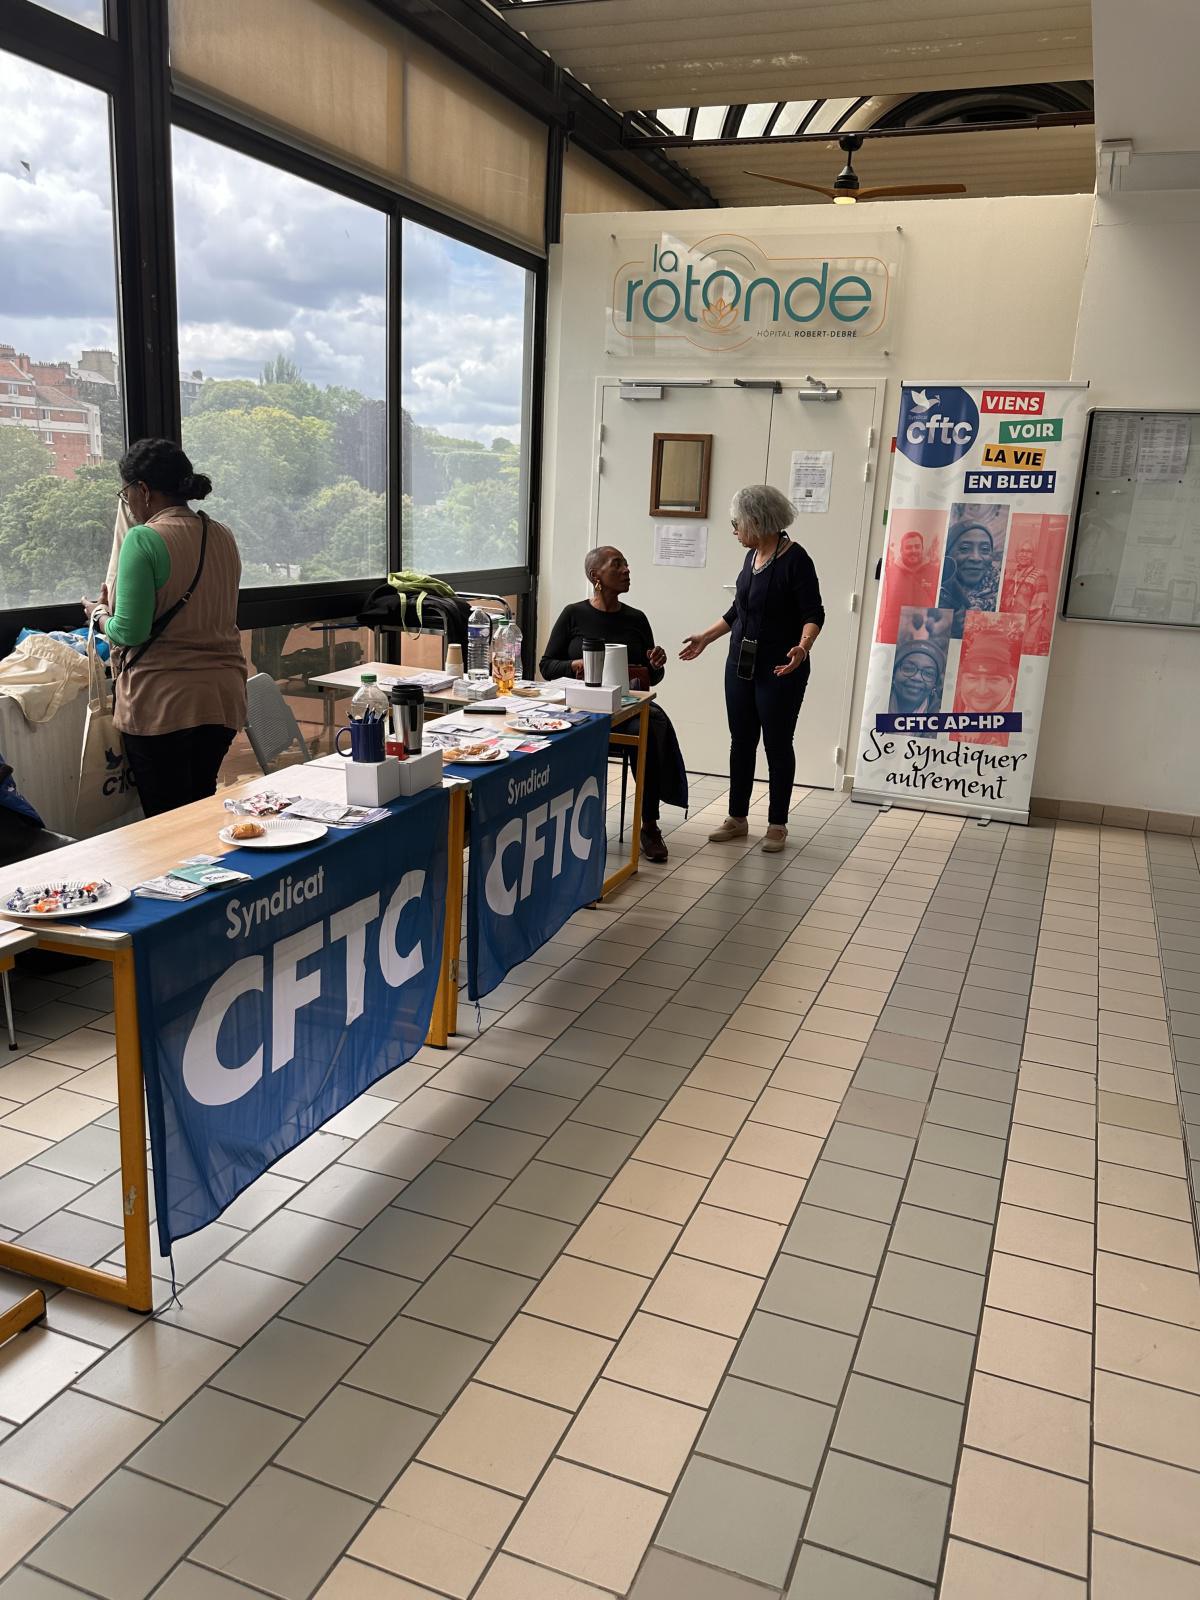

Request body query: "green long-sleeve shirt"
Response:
[102, 523, 171, 647]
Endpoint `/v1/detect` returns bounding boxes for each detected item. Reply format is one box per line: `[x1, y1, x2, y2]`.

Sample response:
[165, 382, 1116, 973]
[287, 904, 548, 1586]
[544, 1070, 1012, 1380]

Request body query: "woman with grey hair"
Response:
[540, 544, 687, 862]
[681, 484, 824, 851]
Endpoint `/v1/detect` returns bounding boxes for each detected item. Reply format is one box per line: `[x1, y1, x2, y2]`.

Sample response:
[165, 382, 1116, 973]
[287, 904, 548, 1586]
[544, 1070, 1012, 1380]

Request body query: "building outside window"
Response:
[172, 129, 389, 588]
[401, 218, 533, 573]
[0, 49, 124, 610]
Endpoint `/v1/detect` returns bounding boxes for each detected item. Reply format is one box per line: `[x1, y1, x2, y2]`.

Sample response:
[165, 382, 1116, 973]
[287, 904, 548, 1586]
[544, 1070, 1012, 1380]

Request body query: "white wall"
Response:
[1036, 190, 1200, 816]
[541, 195, 1093, 785]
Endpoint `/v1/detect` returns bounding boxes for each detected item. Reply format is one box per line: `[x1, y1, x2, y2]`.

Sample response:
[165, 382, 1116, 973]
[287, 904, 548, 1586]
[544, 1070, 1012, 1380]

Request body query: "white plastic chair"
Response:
[245, 673, 311, 774]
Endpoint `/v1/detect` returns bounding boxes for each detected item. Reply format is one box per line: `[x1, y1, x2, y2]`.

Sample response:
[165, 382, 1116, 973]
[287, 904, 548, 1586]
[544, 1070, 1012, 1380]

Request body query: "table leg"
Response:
[0, 939, 153, 1312]
[426, 785, 466, 1047]
[0, 1290, 45, 1343]
[603, 701, 650, 898]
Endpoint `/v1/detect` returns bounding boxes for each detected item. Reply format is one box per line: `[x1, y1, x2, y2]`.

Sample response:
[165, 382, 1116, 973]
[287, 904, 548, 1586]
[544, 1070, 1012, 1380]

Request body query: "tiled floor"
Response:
[1, 777, 1199, 1598]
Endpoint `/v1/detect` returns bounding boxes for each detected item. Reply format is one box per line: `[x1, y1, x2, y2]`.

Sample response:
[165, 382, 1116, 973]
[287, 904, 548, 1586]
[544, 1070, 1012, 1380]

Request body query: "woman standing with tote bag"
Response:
[82, 439, 247, 818]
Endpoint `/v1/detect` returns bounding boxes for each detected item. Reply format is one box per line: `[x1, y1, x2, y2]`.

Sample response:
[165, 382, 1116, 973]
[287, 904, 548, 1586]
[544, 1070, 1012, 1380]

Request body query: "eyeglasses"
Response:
[896, 663, 939, 685]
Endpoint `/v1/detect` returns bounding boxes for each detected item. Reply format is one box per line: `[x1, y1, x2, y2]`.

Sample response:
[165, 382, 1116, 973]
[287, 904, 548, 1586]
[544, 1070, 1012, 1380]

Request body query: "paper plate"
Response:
[511, 716, 572, 733]
[452, 747, 509, 764]
[219, 818, 328, 849]
[2, 879, 131, 920]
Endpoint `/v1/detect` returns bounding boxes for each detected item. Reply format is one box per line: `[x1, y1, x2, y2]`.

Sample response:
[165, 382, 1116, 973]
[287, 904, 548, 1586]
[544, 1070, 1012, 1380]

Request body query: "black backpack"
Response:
[357, 583, 469, 652]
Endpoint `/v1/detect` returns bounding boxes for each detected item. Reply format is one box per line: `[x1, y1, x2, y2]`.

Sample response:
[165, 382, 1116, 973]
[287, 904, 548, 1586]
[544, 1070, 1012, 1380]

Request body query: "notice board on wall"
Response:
[1065, 410, 1200, 627]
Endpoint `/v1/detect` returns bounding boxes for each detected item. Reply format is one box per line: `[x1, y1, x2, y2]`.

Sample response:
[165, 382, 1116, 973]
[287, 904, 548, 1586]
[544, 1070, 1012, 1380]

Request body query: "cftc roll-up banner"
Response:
[853, 381, 1089, 824]
[466, 718, 608, 1001]
[123, 788, 449, 1253]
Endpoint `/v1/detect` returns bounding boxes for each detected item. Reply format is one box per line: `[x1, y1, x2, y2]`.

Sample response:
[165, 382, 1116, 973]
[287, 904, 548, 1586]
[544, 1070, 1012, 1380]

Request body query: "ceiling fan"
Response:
[745, 132, 967, 204]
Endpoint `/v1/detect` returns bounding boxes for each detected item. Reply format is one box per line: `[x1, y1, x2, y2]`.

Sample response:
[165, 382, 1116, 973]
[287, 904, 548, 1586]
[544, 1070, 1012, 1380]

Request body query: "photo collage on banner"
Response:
[856, 382, 1089, 821]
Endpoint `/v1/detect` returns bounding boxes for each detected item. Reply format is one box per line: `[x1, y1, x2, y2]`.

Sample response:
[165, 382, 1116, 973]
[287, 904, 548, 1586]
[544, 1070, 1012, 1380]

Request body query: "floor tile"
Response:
[286, 1165, 405, 1229]
[352, 1462, 519, 1597]
[227, 1209, 355, 1283]
[539, 1123, 638, 1178]
[976, 1308, 1092, 1400]
[604, 1312, 734, 1408]
[787, 1545, 935, 1600]
[31, 1468, 217, 1599]
[804, 1452, 950, 1583]
[313, 1560, 445, 1598]
[643, 1256, 760, 1337]
[800, 1161, 903, 1223]
[1094, 1369, 1200, 1473]
[761, 1253, 873, 1335]
[784, 1204, 889, 1274]
[951, 1447, 1088, 1576]
[655, 1455, 809, 1589]
[74, 1322, 228, 1422]
[439, 1123, 543, 1180]
[154, 1261, 298, 1347]
[419, 1380, 569, 1496]
[603, 1161, 705, 1223]
[1093, 1445, 1200, 1560]
[130, 1386, 296, 1504]
[699, 1374, 832, 1485]
[1091, 1533, 1200, 1600]
[126, 1562, 268, 1598]
[965, 1371, 1090, 1478]
[406, 1255, 535, 1339]
[565, 1205, 678, 1277]
[834, 1372, 963, 1482]
[457, 1205, 573, 1277]
[506, 1460, 665, 1594]
[1096, 1251, 1200, 1329]
[394, 1163, 509, 1227]
[476, 1556, 614, 1600]
[211, 1317, 358, 1419]
[503, 1161, 607, 1224]
[279, 1257, 417, 1344]
[346, 1315, 487, 1411]
[726, 1122, 821, 1179]
[940, 1539, 1085, 1599]
[703, 1161, 805, 1224]
[191, 1466, 369, 1600]
[856, 1309, 975, 1402]
[874, 1253, 984, 1335]
[0, 1390, 154, 1508]
[526, 1255, 647, 1338]
[676, 1204, 782, 1275]
[631, 1549, 776, 1600]
[562, 1378, 704, 1491]
[995, 1203, 1094, 1272]
[987, 1253, 1092, 1332]
[339, 1123, 448, 1181]
[478, 1315, 612, 1410]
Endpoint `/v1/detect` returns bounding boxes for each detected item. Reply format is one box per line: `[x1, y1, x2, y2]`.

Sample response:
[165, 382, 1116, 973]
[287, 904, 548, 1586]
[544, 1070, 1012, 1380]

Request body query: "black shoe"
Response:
[640, 823, 668, 863]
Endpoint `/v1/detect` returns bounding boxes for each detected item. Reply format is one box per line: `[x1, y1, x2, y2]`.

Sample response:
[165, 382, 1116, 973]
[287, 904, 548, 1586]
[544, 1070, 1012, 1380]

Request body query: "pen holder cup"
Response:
[336, 720, 385, 763]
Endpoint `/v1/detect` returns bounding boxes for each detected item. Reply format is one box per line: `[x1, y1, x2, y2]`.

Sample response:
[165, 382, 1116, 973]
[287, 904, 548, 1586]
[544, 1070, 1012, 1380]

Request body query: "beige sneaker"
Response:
[708, 817, 749, 842]
[762, 826, 788, 853]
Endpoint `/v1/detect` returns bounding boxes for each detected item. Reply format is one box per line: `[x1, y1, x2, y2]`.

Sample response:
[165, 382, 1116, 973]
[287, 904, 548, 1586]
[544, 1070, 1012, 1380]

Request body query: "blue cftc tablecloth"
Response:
[88, 785, 449, 1254]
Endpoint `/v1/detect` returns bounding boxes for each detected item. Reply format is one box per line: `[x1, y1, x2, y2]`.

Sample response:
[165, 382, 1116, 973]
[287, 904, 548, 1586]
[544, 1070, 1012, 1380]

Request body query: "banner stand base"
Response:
[850, 788, 1029, 827]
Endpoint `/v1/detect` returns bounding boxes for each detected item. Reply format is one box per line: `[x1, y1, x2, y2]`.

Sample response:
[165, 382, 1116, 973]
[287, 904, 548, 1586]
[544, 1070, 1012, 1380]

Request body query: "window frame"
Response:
[0, 0, 546, 659]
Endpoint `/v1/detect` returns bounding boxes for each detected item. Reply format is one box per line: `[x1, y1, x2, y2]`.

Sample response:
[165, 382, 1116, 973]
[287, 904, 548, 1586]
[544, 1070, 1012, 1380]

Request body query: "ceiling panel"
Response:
[503, 0, 1092, 111]
[680, 124, 1096, 205]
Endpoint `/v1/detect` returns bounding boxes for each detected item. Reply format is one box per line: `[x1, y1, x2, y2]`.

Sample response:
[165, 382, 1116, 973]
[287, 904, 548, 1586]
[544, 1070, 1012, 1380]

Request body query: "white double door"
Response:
[593, 377, 883, 789]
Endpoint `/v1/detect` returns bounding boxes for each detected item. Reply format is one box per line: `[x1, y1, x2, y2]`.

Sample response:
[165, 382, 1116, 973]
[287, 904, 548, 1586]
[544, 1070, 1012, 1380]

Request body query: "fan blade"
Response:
[855, 182, 968, 200]
[743, 170, 837, 199]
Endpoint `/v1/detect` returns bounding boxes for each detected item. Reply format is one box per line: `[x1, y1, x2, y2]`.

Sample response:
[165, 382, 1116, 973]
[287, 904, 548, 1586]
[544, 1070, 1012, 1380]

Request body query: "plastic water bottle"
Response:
[350, 673, 389, 721]
[467, 606, 492, 680]
[492, 617, 523, 692]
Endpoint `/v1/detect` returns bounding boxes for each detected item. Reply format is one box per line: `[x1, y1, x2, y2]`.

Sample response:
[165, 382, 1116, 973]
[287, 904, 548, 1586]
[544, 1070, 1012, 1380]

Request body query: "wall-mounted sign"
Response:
[608, 230, 899, 362]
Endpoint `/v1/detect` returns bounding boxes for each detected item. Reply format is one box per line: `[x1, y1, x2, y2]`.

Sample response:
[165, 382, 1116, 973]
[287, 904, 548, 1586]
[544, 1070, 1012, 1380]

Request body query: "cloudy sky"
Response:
[0, 45, 529, 446]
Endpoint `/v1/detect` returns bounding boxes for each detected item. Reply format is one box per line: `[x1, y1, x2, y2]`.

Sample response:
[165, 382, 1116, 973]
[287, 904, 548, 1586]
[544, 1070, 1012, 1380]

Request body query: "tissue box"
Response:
[345, 757, 401, 807]
[564, 682, 621, 714]
[394, 749, 443, 795]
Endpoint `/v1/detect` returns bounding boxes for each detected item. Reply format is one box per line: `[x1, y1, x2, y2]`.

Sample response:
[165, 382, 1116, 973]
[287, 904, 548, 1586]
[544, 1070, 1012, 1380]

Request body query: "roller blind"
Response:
[169, 0, 548, 252]
[562, 146, 659, 216]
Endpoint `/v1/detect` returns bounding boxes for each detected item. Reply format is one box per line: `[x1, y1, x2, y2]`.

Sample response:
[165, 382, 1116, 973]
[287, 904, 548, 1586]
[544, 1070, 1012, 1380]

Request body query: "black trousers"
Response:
[725, 659, 809, 827]
[122, 725, 236, 819]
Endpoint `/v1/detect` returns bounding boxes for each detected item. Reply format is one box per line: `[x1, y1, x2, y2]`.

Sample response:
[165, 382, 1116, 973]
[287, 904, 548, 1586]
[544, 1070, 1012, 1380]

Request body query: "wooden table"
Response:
[0, 771, 461, 1312]
[309, 662, 654, 900]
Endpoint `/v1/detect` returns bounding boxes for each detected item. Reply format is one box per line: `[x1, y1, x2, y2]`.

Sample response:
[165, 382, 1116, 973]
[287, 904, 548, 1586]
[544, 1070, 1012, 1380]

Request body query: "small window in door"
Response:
[650, 433, 711, 518]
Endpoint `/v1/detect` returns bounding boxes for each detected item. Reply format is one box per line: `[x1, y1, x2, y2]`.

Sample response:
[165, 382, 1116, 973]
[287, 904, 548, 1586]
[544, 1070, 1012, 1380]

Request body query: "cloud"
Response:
[0, 62, 532, 448]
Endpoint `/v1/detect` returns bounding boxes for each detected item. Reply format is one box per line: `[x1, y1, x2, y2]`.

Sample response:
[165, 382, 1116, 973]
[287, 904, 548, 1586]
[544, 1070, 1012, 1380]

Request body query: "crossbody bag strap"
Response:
[116, 511, 210, 676]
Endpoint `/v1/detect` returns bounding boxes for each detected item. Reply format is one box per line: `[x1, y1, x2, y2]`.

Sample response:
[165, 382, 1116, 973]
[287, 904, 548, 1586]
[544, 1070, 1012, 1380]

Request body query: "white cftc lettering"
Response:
[484, 779, 599, 916]
[182, 872, 426, 1107]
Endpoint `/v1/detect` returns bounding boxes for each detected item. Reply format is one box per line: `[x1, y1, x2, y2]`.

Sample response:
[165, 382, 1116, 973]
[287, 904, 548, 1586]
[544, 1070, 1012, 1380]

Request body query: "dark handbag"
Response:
[115, 511, 210, 676]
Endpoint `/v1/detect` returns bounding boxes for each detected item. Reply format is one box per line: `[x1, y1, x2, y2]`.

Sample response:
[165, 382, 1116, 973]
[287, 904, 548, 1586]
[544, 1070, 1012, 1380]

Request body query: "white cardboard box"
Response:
[564, 682, 621, 714]
[395, 749, 443, 795]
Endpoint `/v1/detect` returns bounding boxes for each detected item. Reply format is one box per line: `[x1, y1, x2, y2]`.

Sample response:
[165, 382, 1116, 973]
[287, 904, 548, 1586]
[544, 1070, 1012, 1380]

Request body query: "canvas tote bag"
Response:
[74, 625, 139, 835]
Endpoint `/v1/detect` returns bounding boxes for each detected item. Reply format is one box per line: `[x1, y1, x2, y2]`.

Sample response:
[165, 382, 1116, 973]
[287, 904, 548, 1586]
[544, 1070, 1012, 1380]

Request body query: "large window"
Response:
[401, 218, 532, 573]
[28, 0, 103, 30]
[172, 130, 389, 586]
[0, 50, 123, 609]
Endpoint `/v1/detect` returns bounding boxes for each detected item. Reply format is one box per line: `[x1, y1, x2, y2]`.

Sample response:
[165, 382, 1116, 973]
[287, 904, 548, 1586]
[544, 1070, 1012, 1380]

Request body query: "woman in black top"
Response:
[681, 485, 825, 851]
[540, 546, 687, 863]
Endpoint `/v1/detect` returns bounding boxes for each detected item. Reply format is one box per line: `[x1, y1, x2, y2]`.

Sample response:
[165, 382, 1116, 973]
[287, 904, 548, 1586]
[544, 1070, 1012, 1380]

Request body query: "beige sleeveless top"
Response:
[112, 506, 248, 738]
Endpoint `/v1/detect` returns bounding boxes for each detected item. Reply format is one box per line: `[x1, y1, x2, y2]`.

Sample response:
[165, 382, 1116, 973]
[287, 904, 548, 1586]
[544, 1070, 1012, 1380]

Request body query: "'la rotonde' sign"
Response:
[606, 230, 899, 361]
